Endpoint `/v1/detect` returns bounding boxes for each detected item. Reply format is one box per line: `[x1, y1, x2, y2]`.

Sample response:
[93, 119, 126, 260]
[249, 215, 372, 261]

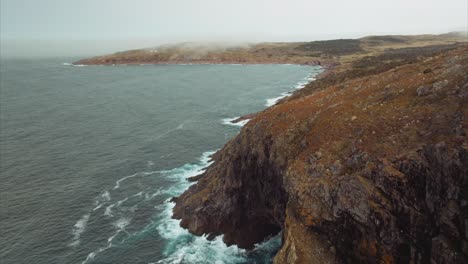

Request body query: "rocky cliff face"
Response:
[173, 45, 468, 263]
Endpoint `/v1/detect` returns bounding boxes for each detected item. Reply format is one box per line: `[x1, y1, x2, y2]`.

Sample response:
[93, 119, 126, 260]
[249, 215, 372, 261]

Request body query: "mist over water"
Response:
[0, 58, 321, 264]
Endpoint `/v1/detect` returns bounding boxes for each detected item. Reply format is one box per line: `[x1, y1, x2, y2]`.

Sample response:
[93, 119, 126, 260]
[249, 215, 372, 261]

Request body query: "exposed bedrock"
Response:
[173, 46, 468, 263]
[173, 126, 290, 249]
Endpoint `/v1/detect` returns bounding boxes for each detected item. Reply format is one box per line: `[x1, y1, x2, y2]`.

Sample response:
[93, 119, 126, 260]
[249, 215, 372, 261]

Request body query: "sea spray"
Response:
[154, 151, 282, 264]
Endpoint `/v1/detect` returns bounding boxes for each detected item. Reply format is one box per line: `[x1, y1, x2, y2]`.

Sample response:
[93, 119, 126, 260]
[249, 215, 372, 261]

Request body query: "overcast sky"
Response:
[1, 0, 467, 57]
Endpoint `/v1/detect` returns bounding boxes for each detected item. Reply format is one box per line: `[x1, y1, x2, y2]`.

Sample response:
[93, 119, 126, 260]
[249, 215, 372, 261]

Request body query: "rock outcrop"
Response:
[173, 45, 468, 263]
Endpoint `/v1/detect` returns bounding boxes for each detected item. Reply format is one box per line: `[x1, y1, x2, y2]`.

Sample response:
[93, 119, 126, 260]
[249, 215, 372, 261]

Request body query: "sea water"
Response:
[0, 58, 322, 264]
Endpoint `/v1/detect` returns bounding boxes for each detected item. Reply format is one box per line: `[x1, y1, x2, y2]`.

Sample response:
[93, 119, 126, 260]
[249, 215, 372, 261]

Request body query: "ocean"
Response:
[0, 58, 322, 264]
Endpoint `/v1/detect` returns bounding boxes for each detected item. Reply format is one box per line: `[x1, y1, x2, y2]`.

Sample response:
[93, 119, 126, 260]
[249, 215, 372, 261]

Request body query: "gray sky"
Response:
[1, 0, 467, 57]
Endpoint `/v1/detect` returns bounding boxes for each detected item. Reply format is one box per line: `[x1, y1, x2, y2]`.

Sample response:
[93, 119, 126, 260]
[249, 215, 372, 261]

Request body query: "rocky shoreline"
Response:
[172, 44, 468, 263]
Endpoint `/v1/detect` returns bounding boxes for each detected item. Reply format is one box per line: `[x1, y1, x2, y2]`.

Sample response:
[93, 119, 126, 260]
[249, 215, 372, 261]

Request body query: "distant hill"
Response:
[73, 32, 467, 66]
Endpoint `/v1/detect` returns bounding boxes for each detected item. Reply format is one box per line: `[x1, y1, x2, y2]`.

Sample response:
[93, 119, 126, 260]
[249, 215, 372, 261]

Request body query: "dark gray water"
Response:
[0, 58, 321, 264]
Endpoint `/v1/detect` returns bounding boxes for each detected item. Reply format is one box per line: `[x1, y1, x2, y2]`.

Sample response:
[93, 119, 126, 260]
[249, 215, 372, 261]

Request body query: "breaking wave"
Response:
[221, 117, 250, 127]
[265, 69, 320, 107]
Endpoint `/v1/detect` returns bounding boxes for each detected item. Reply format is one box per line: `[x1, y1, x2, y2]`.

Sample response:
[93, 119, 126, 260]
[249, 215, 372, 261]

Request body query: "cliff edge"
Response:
[173, 44, 468, 263]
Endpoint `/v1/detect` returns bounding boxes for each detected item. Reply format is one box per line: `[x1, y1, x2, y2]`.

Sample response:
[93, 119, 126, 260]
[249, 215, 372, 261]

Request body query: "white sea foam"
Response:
[113, 217, 131, 230]
[152, 123, 185, 141]
[265, 91, 292, 107]
[116, 197, 128, 207]
[155, 198, 246, 264]
[152, 151, 281, 263]
[145, 192, 153, 201]
[107, 231, 121, 243]
[133, 191, 144, 197]
[91, 191, 111, 212]
[79, 151, 280, 263]
[78, 155, 214, 263]
[81, 243, 112, 264]
[145, 188, 165, 200]
[113, 173, 139, 190]
[104, 203, 115, 217]
[93, 204, 103, 211]
[69, 213, 90, 247]
[265, 69, 320, 107]
[112, 170, 160, 190]
[221, 117, 250, 127]
[62, 62, 88, 67]
[102, 190, 111, 201]
[81, 199, 132, 262]
[294, 81, 308, 89]
[155, 197, 280, 263]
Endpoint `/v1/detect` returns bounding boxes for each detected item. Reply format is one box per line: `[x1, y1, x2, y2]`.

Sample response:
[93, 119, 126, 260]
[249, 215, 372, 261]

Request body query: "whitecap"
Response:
[221, 117, 250, 127]
[145, 188, 165, 200]
[107, 231, 121, 243]
[152, 123, 185, 141]
[150, 151, 258, 263]
[158, 151, 215, 191]
[104, 203, 115, 217]
[93, 204, 103, 211]
[294, 81, 308, 89]
[93, 151, 280, 263]
[69, 213, 90, 247]
[155, 199, 280, 264]
[113, 217, 131, 230]
[113, 173, 139, 190]
[102, 190, 111, 201]
[265, 69, 321, 107]
[265, 92, 290, 107]
[81, 203, 132, 262]
[116, 197, 128, 207]
[133, 191, 144, 197]
[145, 192, 152, 201]
[81, 243, 112, 264]
[155, 198, 249, 264]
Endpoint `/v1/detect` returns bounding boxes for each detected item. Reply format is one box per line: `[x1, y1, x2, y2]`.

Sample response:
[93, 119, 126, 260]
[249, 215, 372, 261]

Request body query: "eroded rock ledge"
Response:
[173, 45, 468, 263]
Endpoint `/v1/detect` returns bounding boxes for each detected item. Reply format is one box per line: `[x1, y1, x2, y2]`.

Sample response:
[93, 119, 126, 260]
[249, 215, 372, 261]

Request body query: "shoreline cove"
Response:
[157, 67, 322, 263]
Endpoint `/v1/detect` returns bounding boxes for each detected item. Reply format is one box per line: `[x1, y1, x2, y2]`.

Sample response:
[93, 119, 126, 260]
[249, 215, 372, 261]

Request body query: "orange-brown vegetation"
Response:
[173, 43, 468, 263]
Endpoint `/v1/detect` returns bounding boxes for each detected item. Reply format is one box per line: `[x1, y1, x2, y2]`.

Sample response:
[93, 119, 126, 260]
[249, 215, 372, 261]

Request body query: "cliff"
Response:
[173, 44, 468, 263]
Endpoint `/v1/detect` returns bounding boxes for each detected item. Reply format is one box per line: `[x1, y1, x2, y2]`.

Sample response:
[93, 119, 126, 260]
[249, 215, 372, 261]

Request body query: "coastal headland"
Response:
[77, 32, 468, 263]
